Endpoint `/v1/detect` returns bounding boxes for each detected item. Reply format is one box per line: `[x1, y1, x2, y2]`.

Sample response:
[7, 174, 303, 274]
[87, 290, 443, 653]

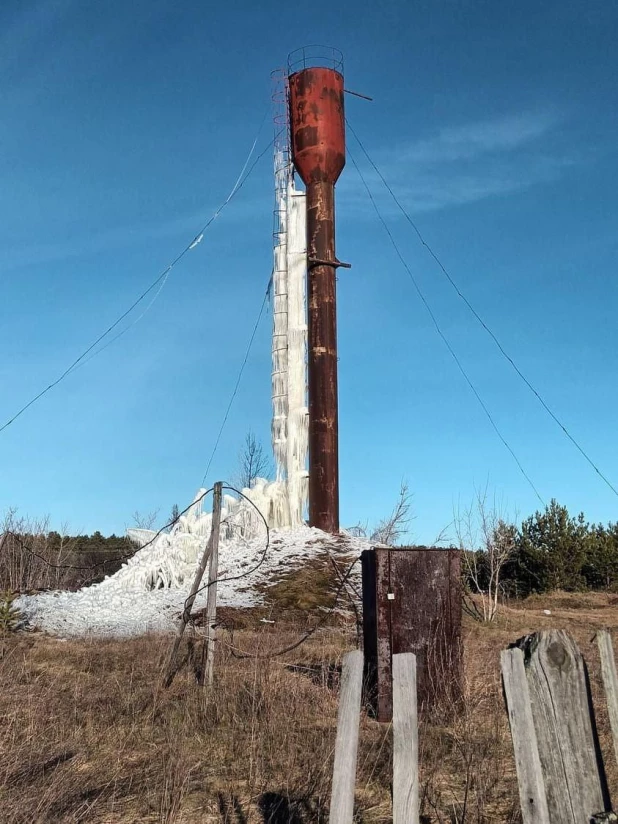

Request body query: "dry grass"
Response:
[2, 593, 618, 822]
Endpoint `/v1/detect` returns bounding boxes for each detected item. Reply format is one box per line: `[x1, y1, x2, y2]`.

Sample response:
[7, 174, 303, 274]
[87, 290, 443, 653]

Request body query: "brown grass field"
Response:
[2, 592, 618, 823]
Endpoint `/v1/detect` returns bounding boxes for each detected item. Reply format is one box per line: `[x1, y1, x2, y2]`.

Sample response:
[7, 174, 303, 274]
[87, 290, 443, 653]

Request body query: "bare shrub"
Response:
[419, 646, 519, 823]
[455, 489, 517, 622]
[1, 510, 132, 594]
[132, 509, 160, 530]
[348, 481, 414, 547]
[0, 510, 74, 592]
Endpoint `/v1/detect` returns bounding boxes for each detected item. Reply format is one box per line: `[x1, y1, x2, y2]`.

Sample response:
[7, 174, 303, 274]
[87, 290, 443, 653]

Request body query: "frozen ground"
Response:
[17, 488, 368, 638]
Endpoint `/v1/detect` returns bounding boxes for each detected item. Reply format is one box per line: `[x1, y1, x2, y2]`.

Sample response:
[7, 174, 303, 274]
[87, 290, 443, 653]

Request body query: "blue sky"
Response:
[1, 0, 617, 542]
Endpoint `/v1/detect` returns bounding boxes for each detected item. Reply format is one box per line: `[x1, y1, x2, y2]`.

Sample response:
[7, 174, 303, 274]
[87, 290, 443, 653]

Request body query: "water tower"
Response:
[288, 46, 347, 534]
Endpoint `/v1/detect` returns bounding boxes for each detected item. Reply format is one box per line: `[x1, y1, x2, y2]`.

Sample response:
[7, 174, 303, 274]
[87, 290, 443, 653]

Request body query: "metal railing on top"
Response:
[287, 45, 344, 75]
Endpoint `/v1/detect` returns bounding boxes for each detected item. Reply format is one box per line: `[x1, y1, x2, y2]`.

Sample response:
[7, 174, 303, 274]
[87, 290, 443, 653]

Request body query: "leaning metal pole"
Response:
[288, 63, 347, 534]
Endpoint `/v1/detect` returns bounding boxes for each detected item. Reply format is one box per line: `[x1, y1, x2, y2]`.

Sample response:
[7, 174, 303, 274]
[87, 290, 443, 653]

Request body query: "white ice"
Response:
[17, 485, 368, 638]
[16, 134, 324, 639]
[271, 146, 308, 527]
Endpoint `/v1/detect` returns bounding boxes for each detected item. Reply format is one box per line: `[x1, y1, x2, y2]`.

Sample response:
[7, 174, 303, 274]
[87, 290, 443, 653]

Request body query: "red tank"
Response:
[288, 67, 345, 185]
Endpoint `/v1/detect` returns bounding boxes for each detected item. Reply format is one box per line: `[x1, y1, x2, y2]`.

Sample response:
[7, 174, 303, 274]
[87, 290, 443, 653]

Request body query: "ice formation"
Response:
[285, 182, 309, 525]
[271, 139, 309, 528]
[17, 487, 368, 637]
[271, 147, 289, 478]
[16, 101, 317, 638]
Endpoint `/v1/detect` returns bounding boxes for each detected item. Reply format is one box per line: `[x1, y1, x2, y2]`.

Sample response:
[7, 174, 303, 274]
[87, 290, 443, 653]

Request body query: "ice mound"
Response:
[17, 485, 368, 638]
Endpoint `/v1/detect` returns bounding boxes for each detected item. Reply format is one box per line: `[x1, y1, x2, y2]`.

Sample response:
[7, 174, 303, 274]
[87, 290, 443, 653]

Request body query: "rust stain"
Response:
[362, 548, 463, 721]
[288, 67, 346, 186]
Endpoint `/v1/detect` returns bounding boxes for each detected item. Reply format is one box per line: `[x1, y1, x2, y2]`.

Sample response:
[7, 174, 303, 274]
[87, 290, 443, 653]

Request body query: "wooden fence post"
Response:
[392, 652, 419, 824]
[501, 647, 550, 824]
[329, 649, 363, 824]
[202, 481, 222, 686]
[597, 630, 618, 768]
[507, 630, 609, 822]
[162, 484, 222, 688]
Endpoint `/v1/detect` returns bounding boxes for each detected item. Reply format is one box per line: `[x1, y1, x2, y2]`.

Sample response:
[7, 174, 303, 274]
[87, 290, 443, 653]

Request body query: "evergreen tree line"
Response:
[465, 499, 618, 597]
[0, 525, 131, 592]
[44, 531, 129, 584]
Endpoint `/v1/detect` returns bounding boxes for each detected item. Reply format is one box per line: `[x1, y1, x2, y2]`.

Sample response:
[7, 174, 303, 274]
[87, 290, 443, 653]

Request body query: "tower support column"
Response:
[306, 180, 339, 533]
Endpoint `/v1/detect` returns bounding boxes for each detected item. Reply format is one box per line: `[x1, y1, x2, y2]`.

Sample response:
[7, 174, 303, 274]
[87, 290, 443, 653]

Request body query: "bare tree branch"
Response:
[371, 481, 414, 546]
[345, 521, 369, 539]
[432, 521, 454, 547]
[131, 509, 160, 531]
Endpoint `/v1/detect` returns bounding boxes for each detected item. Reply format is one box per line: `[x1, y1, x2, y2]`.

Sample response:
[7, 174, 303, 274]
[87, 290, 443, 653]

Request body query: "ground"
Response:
[2, 592, 618, 823]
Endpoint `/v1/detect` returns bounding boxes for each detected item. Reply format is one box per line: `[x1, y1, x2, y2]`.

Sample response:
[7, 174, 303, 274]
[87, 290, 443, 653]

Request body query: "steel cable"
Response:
[347, 119, 618, 500]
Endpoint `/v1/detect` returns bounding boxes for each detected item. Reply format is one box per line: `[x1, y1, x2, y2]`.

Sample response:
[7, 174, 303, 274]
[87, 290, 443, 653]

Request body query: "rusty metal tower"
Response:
[288, 46, 347, 534]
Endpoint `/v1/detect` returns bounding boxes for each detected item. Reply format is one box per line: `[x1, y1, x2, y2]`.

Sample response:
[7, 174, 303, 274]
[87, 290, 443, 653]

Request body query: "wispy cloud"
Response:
[399, 111, 559, 164]
[0, 188, 272, 273]
[341, 110, 578, 215]
[0, 210, 209, 272]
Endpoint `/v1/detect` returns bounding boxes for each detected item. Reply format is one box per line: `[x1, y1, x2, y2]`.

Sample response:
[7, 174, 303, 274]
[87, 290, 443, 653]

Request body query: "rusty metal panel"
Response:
[362, 547, 462, 722]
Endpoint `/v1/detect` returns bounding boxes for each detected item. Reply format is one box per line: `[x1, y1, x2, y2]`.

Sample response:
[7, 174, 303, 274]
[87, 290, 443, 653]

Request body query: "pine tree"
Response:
[170, 504, 180, 528]
[512, 500, 589, 594]
[0, 591, 21, 634]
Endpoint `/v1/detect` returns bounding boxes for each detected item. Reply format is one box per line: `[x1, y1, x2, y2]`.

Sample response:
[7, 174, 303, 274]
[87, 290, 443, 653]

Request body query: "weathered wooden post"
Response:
[202, 481, 222, 686]
[162, 483, 222, 688]
[329, 649, 363, 824]
[597, 630, 618, 768]
[501, 646, 550, 824]
[392, 652, 419, 824]
[502, 630, 611, 823]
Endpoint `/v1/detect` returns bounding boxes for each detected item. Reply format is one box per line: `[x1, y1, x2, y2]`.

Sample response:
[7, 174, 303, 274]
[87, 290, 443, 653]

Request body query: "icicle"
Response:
[286, 178, 309, 525]
[271, 147, 290, 482]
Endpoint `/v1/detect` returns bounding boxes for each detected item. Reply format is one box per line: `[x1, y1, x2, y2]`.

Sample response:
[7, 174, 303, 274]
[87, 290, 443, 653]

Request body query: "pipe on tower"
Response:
[288, 65, 346, 534]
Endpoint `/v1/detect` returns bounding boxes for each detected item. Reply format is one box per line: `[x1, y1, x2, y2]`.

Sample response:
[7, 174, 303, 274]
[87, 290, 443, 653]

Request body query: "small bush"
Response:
[0, 591, 21, 634]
